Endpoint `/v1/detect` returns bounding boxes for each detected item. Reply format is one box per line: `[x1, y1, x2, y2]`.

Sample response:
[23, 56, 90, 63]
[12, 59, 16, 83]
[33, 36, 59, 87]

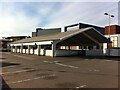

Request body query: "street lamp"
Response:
[104, 12, 115, 39]
[104, 12, 115, 56]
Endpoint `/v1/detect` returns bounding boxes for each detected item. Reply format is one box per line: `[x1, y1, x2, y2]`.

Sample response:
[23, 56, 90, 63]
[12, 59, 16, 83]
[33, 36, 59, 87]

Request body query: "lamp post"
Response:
[104, 13, 114, 38]
[104, 12, 114, 56]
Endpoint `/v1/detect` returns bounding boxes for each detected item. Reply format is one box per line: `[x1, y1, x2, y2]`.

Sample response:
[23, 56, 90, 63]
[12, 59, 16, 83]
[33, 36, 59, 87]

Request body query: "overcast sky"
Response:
[0, 0, 119, 38]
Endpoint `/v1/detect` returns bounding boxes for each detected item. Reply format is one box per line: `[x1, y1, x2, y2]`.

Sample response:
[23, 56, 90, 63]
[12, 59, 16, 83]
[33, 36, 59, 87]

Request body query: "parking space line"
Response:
[55, 63, 79, 69]
[1, 68, 37, 75]
[7, 74, 56, 84]
[43, 60, 79, 68]
[5, 53, 35, 60]
[2, 65, 18, 69]
[80, 85, 87, 88]
[13, 55, 34, 60]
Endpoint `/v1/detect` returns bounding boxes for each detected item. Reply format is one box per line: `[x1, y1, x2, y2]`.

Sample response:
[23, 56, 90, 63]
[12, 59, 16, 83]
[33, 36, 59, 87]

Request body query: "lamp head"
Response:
[104, 13, 108, 15]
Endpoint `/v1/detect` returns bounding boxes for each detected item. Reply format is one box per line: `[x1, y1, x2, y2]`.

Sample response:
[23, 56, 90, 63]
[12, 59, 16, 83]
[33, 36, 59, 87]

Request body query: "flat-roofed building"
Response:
[103, 25, 120, 56]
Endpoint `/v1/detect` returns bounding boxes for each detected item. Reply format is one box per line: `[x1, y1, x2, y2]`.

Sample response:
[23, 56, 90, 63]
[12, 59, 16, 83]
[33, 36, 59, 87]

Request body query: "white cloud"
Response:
[0, 2, 118, 39]
[1, 0, 120, 2]
[44, 2, 118, 28]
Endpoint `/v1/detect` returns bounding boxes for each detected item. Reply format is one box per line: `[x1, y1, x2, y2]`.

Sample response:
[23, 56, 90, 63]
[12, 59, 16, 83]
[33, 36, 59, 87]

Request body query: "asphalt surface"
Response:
[0, 52, 119, 89]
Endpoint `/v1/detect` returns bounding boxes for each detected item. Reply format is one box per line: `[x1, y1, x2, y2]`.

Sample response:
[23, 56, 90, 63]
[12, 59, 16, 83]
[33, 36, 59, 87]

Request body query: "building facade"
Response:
[103, 25, 120, 56]
[10, 27, 108, 57]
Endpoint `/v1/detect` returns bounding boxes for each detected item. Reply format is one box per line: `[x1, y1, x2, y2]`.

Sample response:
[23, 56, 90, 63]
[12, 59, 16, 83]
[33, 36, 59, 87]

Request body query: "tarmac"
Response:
[0, 52, 119, 89]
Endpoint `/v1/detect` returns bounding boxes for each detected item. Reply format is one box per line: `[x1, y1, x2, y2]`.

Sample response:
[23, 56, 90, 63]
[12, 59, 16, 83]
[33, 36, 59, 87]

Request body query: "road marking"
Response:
[55, 63, 79, 69]
[1, 68, 37, 75]
[7, 74, 56, 84]
[12, 55, 34, 60]
[2, 65, 18, 69]
[43, 60, 79, 69]
[89, 69, 100, 72]
[6, 52, 34, 60]
[80, 85, 87, 88]
[104, 60, 113, 62]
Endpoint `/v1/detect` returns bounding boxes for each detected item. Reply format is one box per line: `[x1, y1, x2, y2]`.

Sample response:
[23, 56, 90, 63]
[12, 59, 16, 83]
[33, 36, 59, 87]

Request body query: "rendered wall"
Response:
[86, 49, 104, 56]
[55, 50, 84, 56]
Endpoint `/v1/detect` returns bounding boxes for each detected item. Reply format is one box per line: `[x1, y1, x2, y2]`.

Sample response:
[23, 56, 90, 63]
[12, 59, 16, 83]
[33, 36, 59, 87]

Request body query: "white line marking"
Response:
[2, 65, 17, 69]
[1, 68, 37, 75]
[13, 55, 34, 60]
[6, 52, 34, 60]
[55, 63, 79, 69]
[8, 74, 56, 84]
[80, 85, 87, 88]
[43, 60, 79, 69]
[104, 60, 112, 62]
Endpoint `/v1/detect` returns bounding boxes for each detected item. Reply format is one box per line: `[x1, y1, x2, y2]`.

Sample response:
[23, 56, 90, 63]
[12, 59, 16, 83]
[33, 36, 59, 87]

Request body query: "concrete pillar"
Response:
[82, 46, 84, 50]
[99, 44, 102, 50]
[38, 45, 41, 56]
[15, 46, 17, 53]
[33, 48, 34, 54]
[86, 46, 89, 50]
[28, 45, 30, 54]
[93, 46, 97, 49]
[52, 43, 56, 57]
[25, 49, 26, 54]
[68, 46, 70, 50]
[21, 44, 23, 53]
[11, 46, 13, 52]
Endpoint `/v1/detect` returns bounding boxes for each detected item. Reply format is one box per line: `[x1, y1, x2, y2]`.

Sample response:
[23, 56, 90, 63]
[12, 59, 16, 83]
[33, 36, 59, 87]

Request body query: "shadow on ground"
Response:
[56, 55, 120, 61]
[1, 76, 11, 90]
[1, 62, 20, 67]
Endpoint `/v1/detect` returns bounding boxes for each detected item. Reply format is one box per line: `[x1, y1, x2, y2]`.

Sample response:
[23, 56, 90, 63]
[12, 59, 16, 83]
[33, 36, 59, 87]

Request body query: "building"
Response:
[63, 23, 104, 50]
[10, 27, 108, 57]
[1, 36, 28, 52]
[103, 25, 120, 56]
[0, 39, 12, 51]
[3, 36, 28, 42]
[32, 28, 61, 37]
[64, 23, 104, 34]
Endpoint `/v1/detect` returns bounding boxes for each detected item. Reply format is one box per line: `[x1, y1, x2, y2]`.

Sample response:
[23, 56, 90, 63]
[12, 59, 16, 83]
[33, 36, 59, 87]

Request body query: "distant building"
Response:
[103, 25, 120, 56]
[0, 39, 12, 51]
[1, 36, 28, 52]
[3, 36, 28, 42]
[32, 28, 61, 37]
[104, 25, 120, 48]
[64, 23, 104, 34]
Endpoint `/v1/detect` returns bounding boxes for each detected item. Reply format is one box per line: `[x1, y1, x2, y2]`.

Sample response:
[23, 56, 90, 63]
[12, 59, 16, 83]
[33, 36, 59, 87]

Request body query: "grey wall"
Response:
[32, 32, 37, 37]
[32, 28, 61, 37]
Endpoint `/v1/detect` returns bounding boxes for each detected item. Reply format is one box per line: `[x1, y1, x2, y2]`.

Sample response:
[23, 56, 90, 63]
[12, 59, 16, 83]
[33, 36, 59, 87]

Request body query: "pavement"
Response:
[0, 52, 119, 89]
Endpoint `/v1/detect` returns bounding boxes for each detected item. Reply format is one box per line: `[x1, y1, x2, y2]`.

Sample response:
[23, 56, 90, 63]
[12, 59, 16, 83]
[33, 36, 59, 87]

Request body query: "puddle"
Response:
[1, 62, 20, 67]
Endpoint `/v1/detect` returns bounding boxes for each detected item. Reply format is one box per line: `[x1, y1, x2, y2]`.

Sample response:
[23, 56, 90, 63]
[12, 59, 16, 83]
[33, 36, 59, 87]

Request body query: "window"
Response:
[110, 36, 118, 47]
